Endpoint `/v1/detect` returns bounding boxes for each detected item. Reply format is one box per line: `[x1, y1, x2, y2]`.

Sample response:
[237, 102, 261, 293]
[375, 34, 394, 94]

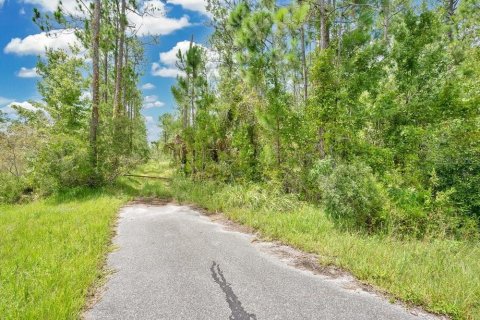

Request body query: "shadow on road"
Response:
[210, 261, 257, 320]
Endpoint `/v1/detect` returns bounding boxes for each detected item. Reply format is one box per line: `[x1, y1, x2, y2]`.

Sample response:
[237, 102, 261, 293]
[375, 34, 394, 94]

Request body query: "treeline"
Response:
[0, 0, 149, 202]
[161, 0, 480, 238]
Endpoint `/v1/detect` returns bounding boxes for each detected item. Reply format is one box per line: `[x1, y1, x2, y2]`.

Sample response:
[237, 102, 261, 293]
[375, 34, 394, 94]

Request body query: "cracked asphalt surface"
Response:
[84, 204, 437, 320]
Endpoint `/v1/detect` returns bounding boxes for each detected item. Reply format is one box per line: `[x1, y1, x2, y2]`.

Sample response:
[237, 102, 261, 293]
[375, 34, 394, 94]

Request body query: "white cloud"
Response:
[128, 13, 190, 37]
[17, 67, 39, 78]
[0, 0, 5, 8]
[151, 40, 193, 78]
[140, 0, 166, 13]
[121, 0, 190, 37]
[159, 40, 192, 65]
[19, 8, 26, 15]
[143, 95, 165, 109]
[15, 1, 189, 41]
[166, 0, 209, 16]
[144, 101, 165, 109]
[145, 95, 158, 103]
[144, 115, 160, 141]
[152, 40, 219, 78]
[141, 83, 155, 90]
[151, 63, 183, 78]
[9, 101, 38, 112]
[1, 101, 39, 114]
[4, 29, 81, 56]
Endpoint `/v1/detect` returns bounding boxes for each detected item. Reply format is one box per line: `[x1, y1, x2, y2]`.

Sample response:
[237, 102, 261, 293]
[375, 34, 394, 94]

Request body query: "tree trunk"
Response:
[301, 24, 308, 102]
[191, 79, 196, 174]
[445, 0, 457, 40]
[319, 0, 329, 49]
[317, 126, 326, 158]
[382, 0, 389, 42]
[184, 76, 190, 129]
[191, 82, 195, 127]
[113, 0, 126, 118]
[276, 116, 281, 167]
[183, 104, 188, 129]
[89, 0, 101, 182]
[113, 0, 119, 112]
[317, 0, 329, 158]
[123, 40, 129, 112]
[103, 51, 108, 103]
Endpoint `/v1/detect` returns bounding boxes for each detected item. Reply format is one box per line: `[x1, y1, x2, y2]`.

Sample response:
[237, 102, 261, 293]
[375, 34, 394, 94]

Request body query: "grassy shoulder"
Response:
[0, 189, 127, 319]
[124, 161, 479, 320]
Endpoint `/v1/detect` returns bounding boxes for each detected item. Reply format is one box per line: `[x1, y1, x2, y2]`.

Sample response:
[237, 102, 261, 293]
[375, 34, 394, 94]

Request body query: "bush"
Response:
[432, 119, 480, 222]
[0, 174, 27, 203]
[32, 134, 92, 193]
[315, 159, 388, 232]
[382, 170, 431, 237]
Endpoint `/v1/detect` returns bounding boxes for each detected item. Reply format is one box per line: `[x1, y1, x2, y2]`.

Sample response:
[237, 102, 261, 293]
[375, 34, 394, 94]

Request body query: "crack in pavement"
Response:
[210, 261, 257, 320]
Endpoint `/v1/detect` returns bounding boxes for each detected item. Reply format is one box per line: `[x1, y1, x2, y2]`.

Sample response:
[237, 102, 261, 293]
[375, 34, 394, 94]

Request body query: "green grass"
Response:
[115, 160, 174, 199]
[0, 189, 127, 319]
[126, 161, 480, 320]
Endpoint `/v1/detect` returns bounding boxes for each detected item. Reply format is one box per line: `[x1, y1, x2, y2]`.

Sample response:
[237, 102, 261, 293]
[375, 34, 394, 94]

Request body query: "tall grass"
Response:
[0, 190, 126, 319]
[114, 161, 174, 199]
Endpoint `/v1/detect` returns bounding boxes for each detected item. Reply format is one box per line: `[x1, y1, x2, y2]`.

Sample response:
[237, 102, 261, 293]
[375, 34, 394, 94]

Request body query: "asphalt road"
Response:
[85, 204, 437, 320]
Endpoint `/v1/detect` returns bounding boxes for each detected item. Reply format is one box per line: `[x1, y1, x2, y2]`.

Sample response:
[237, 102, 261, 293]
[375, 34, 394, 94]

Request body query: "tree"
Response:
[113, 0, 126, 118]
[90, 0, 101, 183]
[163, 0, 480, 234]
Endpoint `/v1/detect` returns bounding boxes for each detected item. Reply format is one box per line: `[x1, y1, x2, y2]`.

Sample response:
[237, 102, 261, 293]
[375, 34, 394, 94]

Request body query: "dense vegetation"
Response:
[0, 0, 149, 203]
[160, 0, 480, 239]
[1, 0, 479, 319]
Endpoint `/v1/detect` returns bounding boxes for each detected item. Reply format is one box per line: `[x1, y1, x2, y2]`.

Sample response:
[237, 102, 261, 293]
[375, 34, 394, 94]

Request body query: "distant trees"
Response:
[162, 0, 480, 238]
[0, 0, 149, 201]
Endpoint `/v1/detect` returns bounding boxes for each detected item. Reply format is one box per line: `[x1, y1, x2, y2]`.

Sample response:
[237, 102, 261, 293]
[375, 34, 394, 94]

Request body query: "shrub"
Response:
[306, 157, 335, 202]
[0, 174, 27, 203]
[316, 160, 388, 232]
[32, 134, 92, 193]
[382, 170, 431, 237]
[432, 119, 480, 222]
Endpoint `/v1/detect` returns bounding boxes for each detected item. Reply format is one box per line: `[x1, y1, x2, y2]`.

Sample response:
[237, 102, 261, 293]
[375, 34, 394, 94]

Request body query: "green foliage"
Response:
[312, 160, 388, 232]
[37, 50, 89, 131]
[0, 174, 28, 203]
[33, 134, 92, 192]
[432, 119, 480, 221]
[160, 0, 480, 241]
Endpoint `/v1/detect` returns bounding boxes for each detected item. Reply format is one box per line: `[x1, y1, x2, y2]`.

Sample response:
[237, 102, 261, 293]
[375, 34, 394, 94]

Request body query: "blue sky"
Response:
[0, 0, 212, 141]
